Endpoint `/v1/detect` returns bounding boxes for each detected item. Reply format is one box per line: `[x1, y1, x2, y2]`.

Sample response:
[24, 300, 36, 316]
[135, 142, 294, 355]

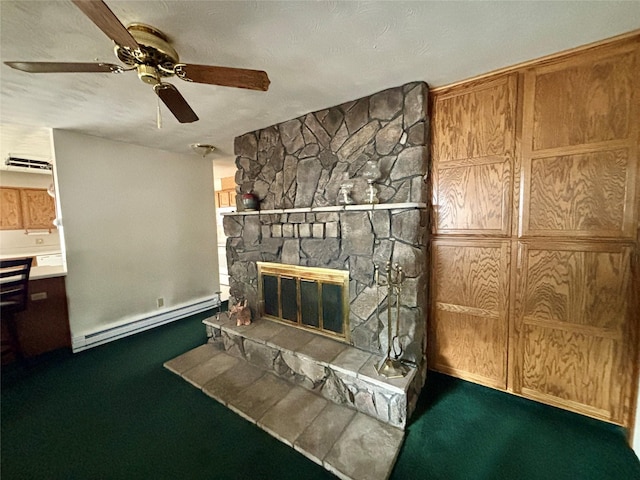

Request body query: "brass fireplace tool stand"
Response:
[374, 262, 409, 378]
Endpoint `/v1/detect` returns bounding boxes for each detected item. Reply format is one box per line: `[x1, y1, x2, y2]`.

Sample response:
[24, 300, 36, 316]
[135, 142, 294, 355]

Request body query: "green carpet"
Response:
[2, 311, 639, 480]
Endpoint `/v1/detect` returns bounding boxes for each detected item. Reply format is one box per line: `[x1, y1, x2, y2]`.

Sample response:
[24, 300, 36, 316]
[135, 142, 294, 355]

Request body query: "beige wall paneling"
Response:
[430, 239, 511, 389]
[0, 187, 23, 230]
[512, 241, 633, 424]
[432, 75, 517, 236]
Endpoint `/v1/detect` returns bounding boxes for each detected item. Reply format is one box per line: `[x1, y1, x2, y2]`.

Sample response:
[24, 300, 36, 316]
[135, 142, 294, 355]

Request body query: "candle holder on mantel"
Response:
[337, 173, 355, 205]
[374, 262, 409, 378]
[362, 159, 381, 204]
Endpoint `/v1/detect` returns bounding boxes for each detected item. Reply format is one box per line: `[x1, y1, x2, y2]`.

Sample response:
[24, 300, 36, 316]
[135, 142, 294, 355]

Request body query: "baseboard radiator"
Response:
[71, 295, 220, 353]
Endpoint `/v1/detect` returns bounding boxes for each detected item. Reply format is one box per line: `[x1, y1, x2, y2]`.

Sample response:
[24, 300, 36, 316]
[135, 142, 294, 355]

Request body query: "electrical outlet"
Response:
[35, 238, 44, 245]
[156, 297, 164, 308]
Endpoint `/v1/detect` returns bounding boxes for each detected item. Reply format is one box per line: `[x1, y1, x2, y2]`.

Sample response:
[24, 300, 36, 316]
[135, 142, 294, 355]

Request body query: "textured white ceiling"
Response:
[1, 1, 639, 170]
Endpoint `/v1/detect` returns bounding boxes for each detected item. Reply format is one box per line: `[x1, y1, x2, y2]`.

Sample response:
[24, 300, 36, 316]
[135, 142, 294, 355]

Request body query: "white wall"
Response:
[52, 130, 219, 339]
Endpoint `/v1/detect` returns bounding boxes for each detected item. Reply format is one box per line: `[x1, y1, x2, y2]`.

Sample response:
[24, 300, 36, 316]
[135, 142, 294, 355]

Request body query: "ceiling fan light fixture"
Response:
[137, 64, 160, 84]
[190, 143, 216, 158]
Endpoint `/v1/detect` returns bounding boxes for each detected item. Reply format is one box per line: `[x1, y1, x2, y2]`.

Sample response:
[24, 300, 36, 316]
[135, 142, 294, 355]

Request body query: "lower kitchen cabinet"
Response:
[16, 275, 71, 358]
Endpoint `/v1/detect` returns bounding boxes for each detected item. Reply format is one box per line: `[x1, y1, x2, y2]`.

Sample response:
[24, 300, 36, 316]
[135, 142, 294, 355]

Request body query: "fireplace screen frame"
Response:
[257, 262, 350, 344]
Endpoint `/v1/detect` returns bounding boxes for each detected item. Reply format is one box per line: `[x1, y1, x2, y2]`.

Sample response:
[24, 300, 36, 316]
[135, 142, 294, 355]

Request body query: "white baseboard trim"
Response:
[71, 295, 220, 353]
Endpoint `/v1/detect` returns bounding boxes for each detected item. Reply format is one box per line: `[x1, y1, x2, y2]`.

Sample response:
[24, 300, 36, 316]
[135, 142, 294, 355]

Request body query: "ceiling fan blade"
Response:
[4, 61, 125, 73]
[71, 0, 140, 51]
[154, 83, 198, 123]
[175, 64, 270, 91]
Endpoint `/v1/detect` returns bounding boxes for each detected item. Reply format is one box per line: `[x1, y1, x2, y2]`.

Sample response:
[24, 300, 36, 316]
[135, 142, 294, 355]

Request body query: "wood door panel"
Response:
[523, 148, 632, 237]
[521, 42, 638, 240]
[514, 241, 631, 423]
[0, 187, 23, 230]
[531, 49, 635, 151]
[431, 310, 505, 388]
[430, 240, 510, 388]
[521, 324, 616, 419]
[435, 157, 511, 235]
[433, 241, 508, 309]
[521, 244, 630, 330]
[433, 75, 516, 162]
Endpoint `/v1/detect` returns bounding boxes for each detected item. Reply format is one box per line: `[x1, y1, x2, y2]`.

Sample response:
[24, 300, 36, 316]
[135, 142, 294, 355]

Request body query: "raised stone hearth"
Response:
[164, 313, 409, 480]
[204, 313, 421, 429]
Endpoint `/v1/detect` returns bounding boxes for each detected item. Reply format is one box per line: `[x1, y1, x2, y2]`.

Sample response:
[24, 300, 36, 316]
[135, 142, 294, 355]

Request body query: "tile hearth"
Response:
[164, 314, 411, 480]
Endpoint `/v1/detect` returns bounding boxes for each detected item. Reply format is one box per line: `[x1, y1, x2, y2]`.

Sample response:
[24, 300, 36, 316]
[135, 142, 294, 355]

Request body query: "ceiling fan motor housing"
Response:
[114, 23, 179, 77]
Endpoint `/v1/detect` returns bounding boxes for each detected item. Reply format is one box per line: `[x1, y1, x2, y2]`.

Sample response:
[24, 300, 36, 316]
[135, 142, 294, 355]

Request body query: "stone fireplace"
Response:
[222, 81, 430, 425]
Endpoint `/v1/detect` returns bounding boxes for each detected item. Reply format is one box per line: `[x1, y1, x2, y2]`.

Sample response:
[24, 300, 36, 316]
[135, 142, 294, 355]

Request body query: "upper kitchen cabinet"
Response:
[215, 176, 236, 209]
[0, 187, 23, 230]
[20, 188, 56, 230]
[0, 187, 56, 231]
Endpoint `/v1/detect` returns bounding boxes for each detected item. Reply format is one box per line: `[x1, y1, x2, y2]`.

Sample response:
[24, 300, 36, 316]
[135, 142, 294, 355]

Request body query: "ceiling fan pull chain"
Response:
[156, 95, 162, 129]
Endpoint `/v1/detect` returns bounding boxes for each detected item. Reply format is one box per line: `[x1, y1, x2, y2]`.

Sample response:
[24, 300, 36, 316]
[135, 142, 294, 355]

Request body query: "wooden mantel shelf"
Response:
[222, 202, 427, 217]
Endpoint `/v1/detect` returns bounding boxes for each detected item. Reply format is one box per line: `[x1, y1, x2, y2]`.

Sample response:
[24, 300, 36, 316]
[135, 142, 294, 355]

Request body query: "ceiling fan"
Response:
[4, 0, 270, 124]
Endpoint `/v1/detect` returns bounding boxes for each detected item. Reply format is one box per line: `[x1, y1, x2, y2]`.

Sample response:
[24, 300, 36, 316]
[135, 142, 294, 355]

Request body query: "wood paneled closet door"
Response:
[430, 35, 639, 428]
[513, 40, 639, 425]
[430, 75, 517, 388]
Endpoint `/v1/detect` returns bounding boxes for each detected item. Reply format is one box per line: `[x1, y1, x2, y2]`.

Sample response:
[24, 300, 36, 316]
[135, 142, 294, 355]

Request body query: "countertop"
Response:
[0, 249, 61, 260]
[0, 251, 66, 279]
[30, 265, 66, 280]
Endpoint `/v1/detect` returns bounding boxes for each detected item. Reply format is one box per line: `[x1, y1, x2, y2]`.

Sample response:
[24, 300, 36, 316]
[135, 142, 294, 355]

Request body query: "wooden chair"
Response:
[1, 258, 33, 364]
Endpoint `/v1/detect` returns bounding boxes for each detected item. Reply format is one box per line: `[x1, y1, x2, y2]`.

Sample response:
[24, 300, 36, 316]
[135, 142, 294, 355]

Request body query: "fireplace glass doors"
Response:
[257, 262, 350, 343]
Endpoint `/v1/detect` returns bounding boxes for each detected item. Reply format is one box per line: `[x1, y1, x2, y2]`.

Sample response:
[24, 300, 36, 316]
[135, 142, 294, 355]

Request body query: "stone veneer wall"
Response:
[224, 82, 430, 367]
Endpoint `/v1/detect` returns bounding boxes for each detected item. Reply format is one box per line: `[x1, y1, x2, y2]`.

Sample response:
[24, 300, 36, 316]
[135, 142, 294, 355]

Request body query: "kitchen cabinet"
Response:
[17, 275, 70, 359]
[0, 187, 56, 231]
[215, 189, 235, 208]
[215, 176, 236, 208]
[20, 188, 56, 230]
[0, 187, 23, 230]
